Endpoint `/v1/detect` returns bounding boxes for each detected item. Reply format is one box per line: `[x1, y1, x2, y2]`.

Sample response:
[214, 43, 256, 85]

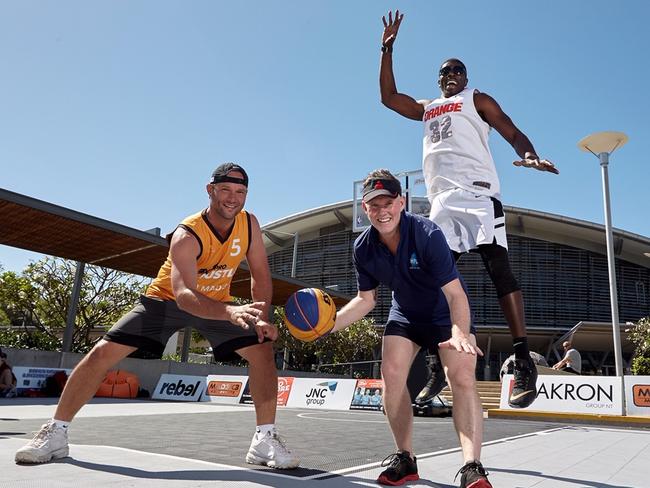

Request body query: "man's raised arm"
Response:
[379, 10, 425, 121]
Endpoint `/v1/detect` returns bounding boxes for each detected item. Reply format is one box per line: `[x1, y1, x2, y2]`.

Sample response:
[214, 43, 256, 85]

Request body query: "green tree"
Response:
[0, 257, 148, 353]
[628, 317, 650, 375]
[274, 306, 382, 374]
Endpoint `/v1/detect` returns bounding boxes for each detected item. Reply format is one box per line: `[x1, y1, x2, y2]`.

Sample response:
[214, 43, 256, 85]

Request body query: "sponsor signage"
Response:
[500, 374, 623, 415]
[624, 376, 650, 416]
[152, 374, 205, 402]
[13, 367, 72, 393]
[277, 377, 294, 406]
[350, 378, 384, 411]
[201, 375, 248, 404]
[238, 376, 295, 406]
[286, 378, 356, 410]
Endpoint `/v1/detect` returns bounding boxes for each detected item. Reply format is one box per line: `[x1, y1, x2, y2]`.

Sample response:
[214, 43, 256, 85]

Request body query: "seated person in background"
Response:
[552, 341, 582, 375]
[0, 352, 17, 398]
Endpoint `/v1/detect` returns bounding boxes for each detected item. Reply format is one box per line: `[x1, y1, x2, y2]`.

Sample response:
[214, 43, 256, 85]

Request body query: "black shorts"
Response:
[384, 320, 477, 352]
[104, 295, 265, 361]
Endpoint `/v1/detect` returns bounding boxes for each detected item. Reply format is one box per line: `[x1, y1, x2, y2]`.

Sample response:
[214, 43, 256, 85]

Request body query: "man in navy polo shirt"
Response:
[331, 169, 492, 487]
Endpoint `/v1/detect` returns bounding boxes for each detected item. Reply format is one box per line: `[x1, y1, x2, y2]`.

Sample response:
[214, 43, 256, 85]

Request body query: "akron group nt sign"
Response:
[500, 375, 650, 417]
[500, 375, 624, 415]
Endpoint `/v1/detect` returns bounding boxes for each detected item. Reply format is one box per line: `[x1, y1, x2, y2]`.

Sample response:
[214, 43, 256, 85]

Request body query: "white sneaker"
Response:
[15, 421, 69, 464]
[245, 428, 299, 469]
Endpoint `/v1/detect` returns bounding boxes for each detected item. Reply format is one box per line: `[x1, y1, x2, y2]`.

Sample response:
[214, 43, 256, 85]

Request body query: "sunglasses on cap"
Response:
[362, 178, 402, 202]
[439, 65, 466, 76]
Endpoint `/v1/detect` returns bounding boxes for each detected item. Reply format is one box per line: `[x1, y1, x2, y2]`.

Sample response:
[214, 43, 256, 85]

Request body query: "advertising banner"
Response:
[238, 376, 295, 406]
[624, 376, 650, 417]
[152, 374, 205, 402]
[13, 367, 72, 393]
[500, 374, 623, 415]
[277, 377, 294, 406]
[350, 378, 384, 411]
[201, 375, 249, 404]
[285, 378, 356, 410]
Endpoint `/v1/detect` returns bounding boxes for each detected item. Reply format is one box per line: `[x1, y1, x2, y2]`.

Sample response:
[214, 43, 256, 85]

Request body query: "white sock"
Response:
[52, 419, 70, 430]
[256, 424, 274, 438]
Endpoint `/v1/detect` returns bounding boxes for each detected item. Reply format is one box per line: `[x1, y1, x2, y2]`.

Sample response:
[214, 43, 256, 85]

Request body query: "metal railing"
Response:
[315, 355, 438, 379]
[315, 359, 381, 378]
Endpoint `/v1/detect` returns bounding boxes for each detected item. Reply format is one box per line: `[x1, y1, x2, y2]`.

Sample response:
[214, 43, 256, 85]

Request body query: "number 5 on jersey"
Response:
[230, 238, 241, 256]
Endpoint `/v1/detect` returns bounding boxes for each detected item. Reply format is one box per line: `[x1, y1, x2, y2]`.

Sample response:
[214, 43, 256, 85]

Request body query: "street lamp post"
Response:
[578, 131, 628, 412]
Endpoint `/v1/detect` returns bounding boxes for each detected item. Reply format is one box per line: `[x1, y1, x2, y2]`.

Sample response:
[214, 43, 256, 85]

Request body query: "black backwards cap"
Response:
[210, 162, 249, 187]
[362, 178, 402, 202]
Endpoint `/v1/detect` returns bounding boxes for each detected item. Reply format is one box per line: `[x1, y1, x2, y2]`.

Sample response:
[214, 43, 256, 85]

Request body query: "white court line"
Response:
[303, 426, 569, 480]
[61, 443, 308, 481]
[297, 411, 448, 424]
[0, 400, 255, 419]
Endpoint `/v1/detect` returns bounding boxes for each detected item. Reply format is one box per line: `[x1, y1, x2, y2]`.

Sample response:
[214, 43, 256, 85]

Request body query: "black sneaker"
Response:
[377, 451, 419, 486]
[456, 460, 493, 488]
[415, 361, 446, 404]
[508, 357, 538, 408]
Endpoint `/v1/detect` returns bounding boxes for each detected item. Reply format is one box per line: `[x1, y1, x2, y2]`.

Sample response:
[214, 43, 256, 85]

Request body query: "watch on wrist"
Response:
[381, 44, 393, 54]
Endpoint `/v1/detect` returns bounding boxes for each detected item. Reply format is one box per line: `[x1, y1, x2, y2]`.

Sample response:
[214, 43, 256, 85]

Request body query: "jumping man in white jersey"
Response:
[379, 10, 559, 411]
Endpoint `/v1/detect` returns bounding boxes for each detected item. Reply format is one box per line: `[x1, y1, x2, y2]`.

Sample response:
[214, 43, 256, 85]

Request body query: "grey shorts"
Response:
[104, 295, 264, 361]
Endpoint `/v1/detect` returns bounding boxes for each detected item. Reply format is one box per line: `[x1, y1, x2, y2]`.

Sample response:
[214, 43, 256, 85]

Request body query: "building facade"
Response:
[263, 201, 650, 378]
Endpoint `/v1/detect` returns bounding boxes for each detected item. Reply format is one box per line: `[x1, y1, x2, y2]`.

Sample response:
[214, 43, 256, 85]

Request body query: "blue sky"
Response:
[1, 1, 648, 273]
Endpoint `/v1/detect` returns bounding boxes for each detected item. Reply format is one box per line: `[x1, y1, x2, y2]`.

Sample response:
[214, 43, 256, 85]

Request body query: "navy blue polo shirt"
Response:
[353, 211, 460, 325]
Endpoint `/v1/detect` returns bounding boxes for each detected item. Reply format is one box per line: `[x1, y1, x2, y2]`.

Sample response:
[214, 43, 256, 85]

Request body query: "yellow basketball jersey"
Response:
[146, 209, 251, 302]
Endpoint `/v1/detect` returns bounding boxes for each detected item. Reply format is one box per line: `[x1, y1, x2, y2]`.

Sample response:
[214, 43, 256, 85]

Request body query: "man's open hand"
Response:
[382, 10, 404, 48]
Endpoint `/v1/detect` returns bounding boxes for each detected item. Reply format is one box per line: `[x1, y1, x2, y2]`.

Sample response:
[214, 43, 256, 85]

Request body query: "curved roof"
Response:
[262, 200, 650, 269]
[0, 187, 352, 306]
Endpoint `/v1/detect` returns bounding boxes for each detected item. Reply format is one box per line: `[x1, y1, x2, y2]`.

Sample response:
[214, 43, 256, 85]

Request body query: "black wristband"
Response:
[381, 45, 393, 54]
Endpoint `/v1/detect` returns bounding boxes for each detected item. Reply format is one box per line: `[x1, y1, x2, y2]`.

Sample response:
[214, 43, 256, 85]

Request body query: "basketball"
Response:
[283, 288, 336, 342]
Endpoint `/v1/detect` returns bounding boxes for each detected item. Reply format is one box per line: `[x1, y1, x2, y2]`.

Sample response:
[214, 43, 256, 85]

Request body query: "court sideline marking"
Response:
[303, 426, 568, 480]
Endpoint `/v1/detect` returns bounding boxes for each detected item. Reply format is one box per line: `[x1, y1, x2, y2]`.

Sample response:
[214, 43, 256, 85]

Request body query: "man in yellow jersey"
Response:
[15, 163, 300, 469]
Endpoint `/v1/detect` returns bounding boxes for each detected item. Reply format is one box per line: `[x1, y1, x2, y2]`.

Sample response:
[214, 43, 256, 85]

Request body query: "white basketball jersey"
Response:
[422, 87, 500, 200]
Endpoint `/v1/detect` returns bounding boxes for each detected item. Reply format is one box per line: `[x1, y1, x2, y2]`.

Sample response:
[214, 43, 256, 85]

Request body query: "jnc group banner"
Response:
[285, 377, 357, 410]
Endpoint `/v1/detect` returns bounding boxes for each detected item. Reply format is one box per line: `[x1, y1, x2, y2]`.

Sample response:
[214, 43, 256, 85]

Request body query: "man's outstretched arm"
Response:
[475, 91, 559, 174]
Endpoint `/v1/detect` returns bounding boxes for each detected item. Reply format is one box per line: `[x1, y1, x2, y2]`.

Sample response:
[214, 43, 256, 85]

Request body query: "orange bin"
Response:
[95, 370, 140, 399]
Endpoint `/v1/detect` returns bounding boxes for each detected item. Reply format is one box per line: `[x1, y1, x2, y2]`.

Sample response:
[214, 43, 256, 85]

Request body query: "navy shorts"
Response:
[104, 295, 265, 361]
[384, 320, 477, 352]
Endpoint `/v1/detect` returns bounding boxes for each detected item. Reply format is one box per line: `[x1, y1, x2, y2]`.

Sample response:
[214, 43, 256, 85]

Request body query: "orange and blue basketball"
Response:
[284, 288, 336, 342]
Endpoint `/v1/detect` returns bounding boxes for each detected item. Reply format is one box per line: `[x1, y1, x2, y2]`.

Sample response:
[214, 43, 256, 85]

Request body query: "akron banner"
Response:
[500, 374, 623, 415]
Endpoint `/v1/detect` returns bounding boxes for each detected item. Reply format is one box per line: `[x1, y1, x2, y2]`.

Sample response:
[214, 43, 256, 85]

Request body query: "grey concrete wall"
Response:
[2, 347, 338, 393]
